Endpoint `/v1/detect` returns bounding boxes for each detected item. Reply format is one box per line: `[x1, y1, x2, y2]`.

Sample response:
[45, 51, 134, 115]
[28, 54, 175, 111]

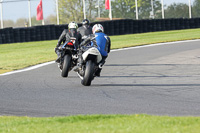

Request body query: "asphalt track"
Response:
[0, 40, 200, 117]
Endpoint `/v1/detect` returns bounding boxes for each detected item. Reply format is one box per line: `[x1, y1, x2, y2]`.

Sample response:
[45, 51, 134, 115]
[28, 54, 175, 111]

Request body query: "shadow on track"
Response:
[94, 84, 200, 87]
[100, 75, 195, 78]
[105, 64, 200, 66]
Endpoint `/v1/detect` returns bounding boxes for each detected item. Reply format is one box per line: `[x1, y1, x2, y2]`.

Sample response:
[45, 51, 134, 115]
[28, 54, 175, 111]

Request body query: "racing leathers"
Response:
[77, 25, 93, 39]
[55, 28, 82, 62]
[77, 32, 111, 76]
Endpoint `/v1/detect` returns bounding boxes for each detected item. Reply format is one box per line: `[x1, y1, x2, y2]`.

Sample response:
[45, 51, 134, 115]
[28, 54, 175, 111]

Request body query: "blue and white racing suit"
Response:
[81, 32, 111, 58]
[77, 31, 111, 76]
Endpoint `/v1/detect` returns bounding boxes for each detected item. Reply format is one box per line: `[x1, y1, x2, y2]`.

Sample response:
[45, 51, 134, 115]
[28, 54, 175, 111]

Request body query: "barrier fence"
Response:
[1, 18, 200, 44]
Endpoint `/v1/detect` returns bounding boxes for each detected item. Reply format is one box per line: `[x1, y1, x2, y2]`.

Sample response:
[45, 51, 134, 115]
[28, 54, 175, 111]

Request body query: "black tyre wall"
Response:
[1, 18, 200, 44]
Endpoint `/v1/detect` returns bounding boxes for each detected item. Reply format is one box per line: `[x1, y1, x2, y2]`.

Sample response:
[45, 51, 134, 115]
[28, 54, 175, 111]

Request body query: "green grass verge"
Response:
[0, 114, 200, 133]
[0, 40, 57, 74]
[110, 28, 200, 49]
[1, 28, 200, 74]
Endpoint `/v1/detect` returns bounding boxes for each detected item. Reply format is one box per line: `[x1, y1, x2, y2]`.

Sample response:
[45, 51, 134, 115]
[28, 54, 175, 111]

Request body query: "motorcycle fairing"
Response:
[82, 47, 102, 63]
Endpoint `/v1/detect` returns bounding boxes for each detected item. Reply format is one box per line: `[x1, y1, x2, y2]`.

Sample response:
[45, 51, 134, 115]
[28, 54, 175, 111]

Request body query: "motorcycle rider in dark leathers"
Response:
[55, 22, 82, 63]
[74, 24, 111, 77]
[77, 19, 93, 38]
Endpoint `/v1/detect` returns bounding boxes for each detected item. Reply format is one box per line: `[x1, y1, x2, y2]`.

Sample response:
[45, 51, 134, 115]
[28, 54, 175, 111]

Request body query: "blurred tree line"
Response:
[58, 0, 200, 23]
[1, 15, 56, 28]
[2, 0, 200, 28]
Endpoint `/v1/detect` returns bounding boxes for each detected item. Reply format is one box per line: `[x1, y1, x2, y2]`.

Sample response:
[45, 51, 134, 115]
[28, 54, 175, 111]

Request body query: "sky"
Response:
[0, 0, 196, 21]
[1, 0, 55, 21]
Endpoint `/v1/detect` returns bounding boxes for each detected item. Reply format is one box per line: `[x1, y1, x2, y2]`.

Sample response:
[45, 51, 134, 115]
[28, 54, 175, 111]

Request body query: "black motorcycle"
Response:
[58, 37, 78, 77]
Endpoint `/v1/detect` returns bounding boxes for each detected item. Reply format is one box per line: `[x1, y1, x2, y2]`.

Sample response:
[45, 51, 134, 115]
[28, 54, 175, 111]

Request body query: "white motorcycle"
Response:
[77, 45, 102, 86]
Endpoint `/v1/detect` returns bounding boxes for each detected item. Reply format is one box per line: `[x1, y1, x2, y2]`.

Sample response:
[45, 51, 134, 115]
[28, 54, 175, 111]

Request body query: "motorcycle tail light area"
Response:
[67, 42, 73, 46]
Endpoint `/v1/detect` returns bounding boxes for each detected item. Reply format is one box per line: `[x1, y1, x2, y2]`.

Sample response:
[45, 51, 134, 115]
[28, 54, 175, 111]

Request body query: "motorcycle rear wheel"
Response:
[61, 54, 71, 77]
[81, 60, 94, 86]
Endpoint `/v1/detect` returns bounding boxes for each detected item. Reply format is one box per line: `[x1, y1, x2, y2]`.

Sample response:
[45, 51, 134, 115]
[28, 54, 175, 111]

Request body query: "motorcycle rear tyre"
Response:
[61, 54, 71, 77]
[81, 60, 94, 86]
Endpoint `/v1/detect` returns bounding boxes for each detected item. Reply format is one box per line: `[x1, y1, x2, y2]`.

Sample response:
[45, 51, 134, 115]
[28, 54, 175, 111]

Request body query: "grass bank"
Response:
[1, 28, 200, 74]
[1, 114, 200, 133]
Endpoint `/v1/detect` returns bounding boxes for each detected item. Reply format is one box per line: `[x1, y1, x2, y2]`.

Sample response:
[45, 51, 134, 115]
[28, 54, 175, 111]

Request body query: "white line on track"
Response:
[0, 61, 55, 76]
[111, 39, 200, 52]
[1, 39, 200, 76]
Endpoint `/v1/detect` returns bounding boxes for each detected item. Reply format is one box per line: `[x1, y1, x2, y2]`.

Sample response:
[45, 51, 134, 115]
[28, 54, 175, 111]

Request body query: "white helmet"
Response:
[68, 22, 78, 29]
[92, 24, 104, 34]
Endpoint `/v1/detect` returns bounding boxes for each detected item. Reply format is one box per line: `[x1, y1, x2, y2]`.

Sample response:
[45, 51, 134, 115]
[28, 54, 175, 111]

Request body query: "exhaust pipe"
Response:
[99, 63, 103, 69]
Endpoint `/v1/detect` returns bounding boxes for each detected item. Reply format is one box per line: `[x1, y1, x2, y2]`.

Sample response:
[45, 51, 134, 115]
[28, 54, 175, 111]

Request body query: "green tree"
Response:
[58, 0, 103, 24]
[31, 16, 43, 26]
[58, 0, 84, 24]
[138, 0, 162, 19]
[165, 3, 189, 18]
[15, 18, 27, 27]
[101, 0, 162, 20]
[110, 0, 137, 19]
[2, 20, 15, 28]
[192, 0, 200, 17]
[45, 15, 57, 25]
[57, 0, 163, 22]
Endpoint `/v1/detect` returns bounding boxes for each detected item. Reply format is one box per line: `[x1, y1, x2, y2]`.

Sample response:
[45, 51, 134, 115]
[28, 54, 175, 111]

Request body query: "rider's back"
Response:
[92, 32, 110, 57]
[77, 25, 92, 37]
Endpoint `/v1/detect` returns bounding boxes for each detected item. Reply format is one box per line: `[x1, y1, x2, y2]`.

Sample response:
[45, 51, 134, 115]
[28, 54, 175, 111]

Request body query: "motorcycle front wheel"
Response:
[81, 60, 94, 86]
[61, 54, 71, 77]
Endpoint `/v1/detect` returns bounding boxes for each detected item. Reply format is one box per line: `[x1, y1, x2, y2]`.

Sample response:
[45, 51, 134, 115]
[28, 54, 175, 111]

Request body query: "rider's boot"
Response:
[95, 68, 102, 77]
[55, 56, 61, 63]
[55, 51, 61, 63]
[73, 61, 83, 72]
[73, 65, 80, 72]
[73, 53, 83, 72]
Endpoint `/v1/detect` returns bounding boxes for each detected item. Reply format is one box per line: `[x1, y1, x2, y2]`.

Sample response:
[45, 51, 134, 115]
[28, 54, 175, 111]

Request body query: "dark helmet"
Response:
[82, 19, 90, 25]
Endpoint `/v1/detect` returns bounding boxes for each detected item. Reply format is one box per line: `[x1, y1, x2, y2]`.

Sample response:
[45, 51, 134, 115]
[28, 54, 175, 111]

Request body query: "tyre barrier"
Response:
[1, 18, 200, 44]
